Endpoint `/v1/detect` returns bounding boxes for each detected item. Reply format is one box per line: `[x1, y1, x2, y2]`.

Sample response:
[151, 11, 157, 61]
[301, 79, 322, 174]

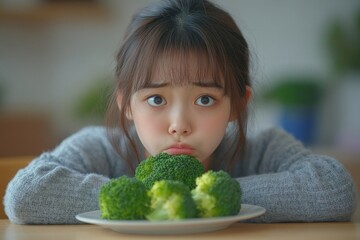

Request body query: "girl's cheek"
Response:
[199, 115, 229, 142]
[137, 113, 164, 135]
[147, 120, 163, 135]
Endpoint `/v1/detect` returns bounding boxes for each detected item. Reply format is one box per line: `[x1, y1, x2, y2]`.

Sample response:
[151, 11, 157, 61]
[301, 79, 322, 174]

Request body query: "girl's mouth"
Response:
[164, 144, 194, 155]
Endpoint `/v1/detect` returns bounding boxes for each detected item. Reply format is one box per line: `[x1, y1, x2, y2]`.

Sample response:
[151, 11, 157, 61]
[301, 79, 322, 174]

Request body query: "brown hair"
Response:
[106, 0, 251, 172]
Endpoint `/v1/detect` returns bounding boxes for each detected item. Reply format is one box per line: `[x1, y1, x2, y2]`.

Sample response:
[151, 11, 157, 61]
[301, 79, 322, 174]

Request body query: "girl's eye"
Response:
[147, 95, 166, 106]
[195, 95, 215, 106]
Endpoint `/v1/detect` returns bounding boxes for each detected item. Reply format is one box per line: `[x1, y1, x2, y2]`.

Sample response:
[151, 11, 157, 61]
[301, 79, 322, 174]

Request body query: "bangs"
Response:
[123, 21, 237, 95]
[133, 47, 227, 92]
[116, 6, 249, 100]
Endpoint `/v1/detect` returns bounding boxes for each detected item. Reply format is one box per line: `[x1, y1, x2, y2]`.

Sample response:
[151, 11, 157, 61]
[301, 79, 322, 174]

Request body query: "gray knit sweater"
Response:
[3, 126, 357, 224]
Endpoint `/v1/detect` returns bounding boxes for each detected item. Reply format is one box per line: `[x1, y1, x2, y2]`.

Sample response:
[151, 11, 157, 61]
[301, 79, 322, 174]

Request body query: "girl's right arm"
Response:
[4, 126, 131, 224]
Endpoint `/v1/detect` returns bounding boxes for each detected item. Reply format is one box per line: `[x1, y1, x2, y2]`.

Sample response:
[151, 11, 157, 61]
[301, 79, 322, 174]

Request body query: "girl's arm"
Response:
[4, 126, 131, 224]
[238, 128, 357, 222]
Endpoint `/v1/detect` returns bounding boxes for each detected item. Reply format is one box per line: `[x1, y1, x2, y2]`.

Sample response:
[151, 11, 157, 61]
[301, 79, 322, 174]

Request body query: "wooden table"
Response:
[1, 220, 359, 240]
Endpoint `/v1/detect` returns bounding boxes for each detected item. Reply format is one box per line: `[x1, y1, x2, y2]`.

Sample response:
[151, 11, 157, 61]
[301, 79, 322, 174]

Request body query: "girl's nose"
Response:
[168, 124, 191, 137]
[168, 112, 192, 138]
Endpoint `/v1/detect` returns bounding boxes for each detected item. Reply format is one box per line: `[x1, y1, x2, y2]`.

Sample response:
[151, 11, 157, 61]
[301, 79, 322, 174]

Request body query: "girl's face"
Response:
[129, 83, 231, 168]
[124, 64, 232, 168]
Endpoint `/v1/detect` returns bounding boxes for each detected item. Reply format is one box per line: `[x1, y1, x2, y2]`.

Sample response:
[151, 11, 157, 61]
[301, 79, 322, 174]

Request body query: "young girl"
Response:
[4, 0, 356, 224]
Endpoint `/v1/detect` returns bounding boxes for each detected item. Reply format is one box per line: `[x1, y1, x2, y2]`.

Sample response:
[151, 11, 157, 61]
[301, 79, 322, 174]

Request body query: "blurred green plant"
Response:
[325, 7, 360, 75]
[262, 76, 323, 108]
[261, 75, 324, 145]
[75, 76, 112, 120]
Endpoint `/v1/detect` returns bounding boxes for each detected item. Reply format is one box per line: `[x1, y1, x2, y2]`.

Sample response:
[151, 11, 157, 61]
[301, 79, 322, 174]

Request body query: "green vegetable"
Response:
[99, 176, 150, 220]
[98, 155, 243, 221]
[135, 153, 205, 190]
[146, 180, 197, 221]
[191, 170, 242, 218]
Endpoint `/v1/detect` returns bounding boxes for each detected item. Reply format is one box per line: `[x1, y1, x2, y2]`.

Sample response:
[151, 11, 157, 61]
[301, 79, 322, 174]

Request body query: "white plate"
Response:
[76, 204, 265, 235]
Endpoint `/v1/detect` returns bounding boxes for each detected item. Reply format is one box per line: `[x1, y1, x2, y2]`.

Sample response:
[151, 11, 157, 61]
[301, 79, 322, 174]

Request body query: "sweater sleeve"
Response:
[4, 126, 131, 224]
[237, 128, 357, 223]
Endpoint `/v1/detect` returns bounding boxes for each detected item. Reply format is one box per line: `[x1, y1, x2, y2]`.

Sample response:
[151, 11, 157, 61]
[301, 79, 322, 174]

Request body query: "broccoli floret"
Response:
[146, 180, 197, 221]
[99, 176, 150, 220]
[135, 153, 205, 190]
[191, 170, 242, 218]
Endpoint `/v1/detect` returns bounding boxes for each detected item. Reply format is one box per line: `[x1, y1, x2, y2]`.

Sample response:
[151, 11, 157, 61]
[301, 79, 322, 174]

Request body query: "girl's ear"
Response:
[245, 85, 252, 104]
[229, 86, 252, 122]
[116, 93, 133, 120]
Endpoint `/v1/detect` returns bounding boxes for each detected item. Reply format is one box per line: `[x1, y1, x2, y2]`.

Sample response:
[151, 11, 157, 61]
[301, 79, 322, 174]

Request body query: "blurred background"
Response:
[1, 0, 360, 221]
[0, 0, 360, 156]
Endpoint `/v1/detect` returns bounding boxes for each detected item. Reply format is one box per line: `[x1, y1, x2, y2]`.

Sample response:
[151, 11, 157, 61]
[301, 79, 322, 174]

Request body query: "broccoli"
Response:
[135, 153, 205, 190]
[99, 176, 150, 220]
[191, 170, 242, 218]
[146, 180, 197, 221]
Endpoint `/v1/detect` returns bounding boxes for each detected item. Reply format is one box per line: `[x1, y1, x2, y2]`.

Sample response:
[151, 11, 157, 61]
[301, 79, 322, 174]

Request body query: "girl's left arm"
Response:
[237, 128, 357, 222]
